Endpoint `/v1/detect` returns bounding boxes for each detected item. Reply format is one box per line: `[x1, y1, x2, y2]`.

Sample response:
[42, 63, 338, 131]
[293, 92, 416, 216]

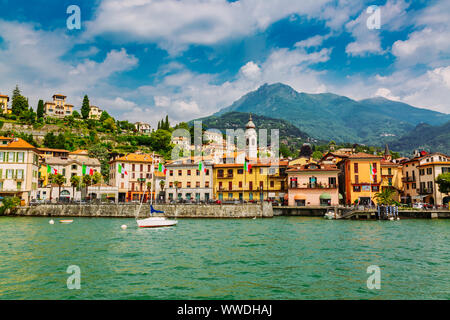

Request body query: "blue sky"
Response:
[0, 0, 449, 127]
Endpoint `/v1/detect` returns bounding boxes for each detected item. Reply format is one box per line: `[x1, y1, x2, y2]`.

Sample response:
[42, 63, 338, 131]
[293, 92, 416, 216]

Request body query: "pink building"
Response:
[287, 163, 341, 206]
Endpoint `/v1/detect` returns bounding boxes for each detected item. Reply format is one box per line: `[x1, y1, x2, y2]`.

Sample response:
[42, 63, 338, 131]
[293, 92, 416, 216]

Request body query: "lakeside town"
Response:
[0, 90, 449, 212]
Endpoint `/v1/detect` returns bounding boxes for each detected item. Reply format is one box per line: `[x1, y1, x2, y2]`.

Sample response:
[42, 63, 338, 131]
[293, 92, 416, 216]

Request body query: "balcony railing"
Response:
[290, 183, 337, 189]
[418, 187, 433, 194]
[402, 176, 416, 182]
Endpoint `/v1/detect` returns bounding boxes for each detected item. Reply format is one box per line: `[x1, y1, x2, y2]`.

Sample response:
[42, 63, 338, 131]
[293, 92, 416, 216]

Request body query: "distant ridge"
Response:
[209, 83, 450, 145]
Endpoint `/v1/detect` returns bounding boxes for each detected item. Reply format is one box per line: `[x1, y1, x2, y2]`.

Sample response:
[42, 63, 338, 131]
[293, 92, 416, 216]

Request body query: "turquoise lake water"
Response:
[0, 216, 448, 299]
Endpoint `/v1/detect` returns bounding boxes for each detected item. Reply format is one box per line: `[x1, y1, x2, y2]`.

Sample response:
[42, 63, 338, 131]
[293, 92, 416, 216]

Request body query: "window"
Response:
[353, 186, 361, 192]
[196, 170, 200, 176]
[290, 177, 298, 188]
[169, 182, 173, 188]
[372, 186, 379, 192]
[196, 181, 200, 188]
[17, 170, 24, 179]
[270, 181, 274, 188]
[0, 152, 4, 162]
[205, 169, 209, 175]
[218, 169, 224, 178]
[228, 181, 232, 190]
[8, 152, 14, 162]
[140, 164, 143, 171]
[205, 181, 209, 188]
[259, 181, 263, 189]
[17, 152, 24, 163]
[354, 163, 358, 173]
[388, 168, 392, 175]
[187, 170, 191, 176]
[237, 169, 243, 174]
[132, 164, 135, 171]
[6, 169, 13, 179]
[354, 175, 359, 184]
[427, 168, 432, 175]
[178, 170, 182, 176]
[239, 181, 242, 188]
[227, 169, 233, 177]
[17, 182, 22, 190]
[170, 170, 173, 176]
[328, 177, 337, 188]
[72, 164, 77, 170]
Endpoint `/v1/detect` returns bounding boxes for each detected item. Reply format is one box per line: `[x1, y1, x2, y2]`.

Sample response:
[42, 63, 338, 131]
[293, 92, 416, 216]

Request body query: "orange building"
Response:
[338, 153, 383, 205]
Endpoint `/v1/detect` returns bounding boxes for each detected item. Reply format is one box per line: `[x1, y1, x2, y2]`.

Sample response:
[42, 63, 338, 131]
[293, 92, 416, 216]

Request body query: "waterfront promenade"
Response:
[6, 203, 450, 219]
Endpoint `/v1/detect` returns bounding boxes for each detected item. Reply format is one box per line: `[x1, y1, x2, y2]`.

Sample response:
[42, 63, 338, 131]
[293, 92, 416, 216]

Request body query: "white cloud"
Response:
[240, 61, 261, 79]
[86, 0, 331, 54]
[375, 88, 400, 101]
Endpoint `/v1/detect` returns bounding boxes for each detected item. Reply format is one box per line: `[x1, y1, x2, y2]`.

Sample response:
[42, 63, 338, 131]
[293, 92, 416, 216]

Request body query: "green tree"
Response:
[72, 110, 81, 118]
[81, 95, 90, 119]
[0, 196, 21, 215]
[53, 174, 67, 202]
[312, 151, 323, 160]
[70, 175, 81, 201]
[36, 100, 44, 120]
[99, 111, 110, 122]
[11, 95, 29, 116]
[435, 173, 450, 195]
[147, 181, 152, 202]
[103, 117, 116, 132]
[92, 171, 102, 185]
[374, 188, 396, 205]
[88, 143, 110, 180]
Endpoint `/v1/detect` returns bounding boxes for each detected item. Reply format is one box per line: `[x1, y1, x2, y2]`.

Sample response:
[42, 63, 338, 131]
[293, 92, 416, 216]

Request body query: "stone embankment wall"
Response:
[12, 203, 273, 218]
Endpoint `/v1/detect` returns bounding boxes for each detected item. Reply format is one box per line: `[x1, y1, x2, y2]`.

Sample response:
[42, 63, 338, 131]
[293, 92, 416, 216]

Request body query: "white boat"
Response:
[136, 204, 178, 228]
[137, 216, 178, 228]
[59, 219, 73, 224]
[324, 210, 336, 219]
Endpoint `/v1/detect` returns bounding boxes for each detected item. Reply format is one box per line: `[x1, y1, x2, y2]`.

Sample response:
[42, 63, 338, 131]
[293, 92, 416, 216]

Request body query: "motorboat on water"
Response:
[324, 210, 337, 220]
[59, 219, 73, 224]
[136, 205, 178, 228]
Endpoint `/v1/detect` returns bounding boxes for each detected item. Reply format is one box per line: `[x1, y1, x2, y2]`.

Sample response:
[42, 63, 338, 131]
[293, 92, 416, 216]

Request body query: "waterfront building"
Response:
[109, 153, 164, 202]
[0, 94, 10, 114]
[135, 122, 151, 134]
[213, 160, 289, 202]
[38, 149, 101, 198]
[338, 152, 383, 205]
[44, 94, 73, 118]
[380, 144, 403, 202]
[164, 156, 213, 202]
[0, 137, 39, 205]
[402, 152, 450, 205]
[287, 163, 340, 206]
[89, 105, 102, 120]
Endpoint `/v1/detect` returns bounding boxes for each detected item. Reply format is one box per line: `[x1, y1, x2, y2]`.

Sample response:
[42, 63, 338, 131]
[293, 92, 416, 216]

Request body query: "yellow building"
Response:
[44, 94, 73, 118]
[89, 105, 102, 120]
[338, 152, 383, 205]
[213, 160, 289, 202]
[0, 94, 10, 114]
[380, 145, 403, 202]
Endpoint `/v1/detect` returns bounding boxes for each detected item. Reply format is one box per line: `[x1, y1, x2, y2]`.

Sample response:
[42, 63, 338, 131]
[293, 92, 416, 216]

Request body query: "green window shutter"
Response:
[0, 169, 2, 179]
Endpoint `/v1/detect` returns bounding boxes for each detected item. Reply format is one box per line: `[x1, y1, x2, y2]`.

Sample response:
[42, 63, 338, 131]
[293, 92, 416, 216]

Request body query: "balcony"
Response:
[290, 183, 337, 189]
[217, 174, 233, 179]
[402, 176, 416, 182]
[418, 187, 433, 194]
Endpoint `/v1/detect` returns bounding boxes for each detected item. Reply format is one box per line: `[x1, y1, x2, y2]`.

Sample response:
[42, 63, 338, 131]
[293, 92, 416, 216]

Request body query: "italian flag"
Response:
[47, 165, 57, 175]
[198, 161, 207, 173]
[370, 163, 377, 182]
[118, 163, 128, 175]
[158, 163, 167, 174]
[244, 160, 252, 173]
[82, 164, 94, 176]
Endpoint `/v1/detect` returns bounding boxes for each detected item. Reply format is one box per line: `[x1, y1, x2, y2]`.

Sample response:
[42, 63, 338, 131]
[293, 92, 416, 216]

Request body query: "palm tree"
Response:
[174, 180, 180, 202]
[374, 188, 396, 205]
[53, 174, 67, 202]
[70, 175, 81, 201]
[82, 175, 92, 200]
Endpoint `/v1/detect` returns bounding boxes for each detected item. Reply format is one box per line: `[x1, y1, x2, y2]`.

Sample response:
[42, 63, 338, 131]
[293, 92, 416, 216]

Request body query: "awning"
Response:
[320, 193, 332, 200]
[339, 193, 343, 200]
[294, 194, 306, 200]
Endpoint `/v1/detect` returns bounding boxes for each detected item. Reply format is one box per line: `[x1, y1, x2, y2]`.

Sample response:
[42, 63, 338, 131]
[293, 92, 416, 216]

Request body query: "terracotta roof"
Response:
[0, 137, 36, 150]
[38, 147, 70, 153]
[53, 94, 67, 98]
[112, 153, 156, 163]
[70, 149, 88, 155]
[346, 152, 383, 159]
[418, 161, 450, 167]
[381, 159, 401, 166]
[0, 94, 9, 101]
